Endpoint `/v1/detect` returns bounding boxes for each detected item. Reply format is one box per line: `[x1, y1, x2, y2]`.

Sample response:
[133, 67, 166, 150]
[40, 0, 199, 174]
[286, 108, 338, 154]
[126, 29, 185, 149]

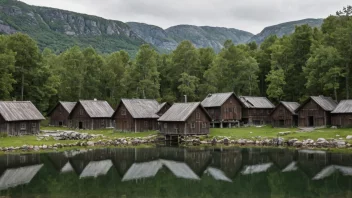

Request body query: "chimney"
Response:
[184, 95, 187, 103]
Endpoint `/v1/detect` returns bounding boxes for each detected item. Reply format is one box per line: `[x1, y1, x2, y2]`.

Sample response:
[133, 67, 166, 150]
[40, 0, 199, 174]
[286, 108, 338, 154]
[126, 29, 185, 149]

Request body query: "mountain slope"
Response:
[127, 23, 254, 52]
[248, 18, 324, 44]
[0, 0, 145, 55]
[127, 22, 178, 51]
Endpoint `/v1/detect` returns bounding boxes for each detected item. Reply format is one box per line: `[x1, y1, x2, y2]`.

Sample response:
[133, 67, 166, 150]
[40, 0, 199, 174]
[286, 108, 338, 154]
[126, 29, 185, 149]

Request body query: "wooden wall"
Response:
[297, 100, 329, 127]
[0, 115, 41, 136]
[242, 108, 273, 125]
[271, 104, 297, 127]
[114, 103, 158, 132]
[69, 103, 112, 130]
[205, 95, 242, 121]
[49, 103, 70, 126]
[331, 114, 352, 128]
[159, 106, 210, 135]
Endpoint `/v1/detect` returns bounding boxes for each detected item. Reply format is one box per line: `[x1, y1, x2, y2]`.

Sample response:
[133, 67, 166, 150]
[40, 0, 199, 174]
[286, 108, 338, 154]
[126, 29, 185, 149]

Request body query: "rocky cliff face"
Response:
[248, 18, 324, 44]
[0, 0, 145, 54]
[128, 23, 254, 52]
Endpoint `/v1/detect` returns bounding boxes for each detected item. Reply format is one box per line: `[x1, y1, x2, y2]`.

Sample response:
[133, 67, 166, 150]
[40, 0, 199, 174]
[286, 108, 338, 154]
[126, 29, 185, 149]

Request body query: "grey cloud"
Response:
[20, 0, 351, 33]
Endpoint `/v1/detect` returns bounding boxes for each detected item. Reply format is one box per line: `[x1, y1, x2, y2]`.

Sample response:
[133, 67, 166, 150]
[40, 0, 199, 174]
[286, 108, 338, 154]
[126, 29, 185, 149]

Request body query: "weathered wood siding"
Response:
[242, 108, 273, 125]
[159, 106, 210, 135]
[49, 103, 70, 126]
[205, 95, 242, 121]
[331, 114, 352, 128]
[0, 114, 40, 136]
[297, 99, 329, 127]
[114, 103, 158, 132]
[271, 104, 297, 127]
[69, 103, 112, 130]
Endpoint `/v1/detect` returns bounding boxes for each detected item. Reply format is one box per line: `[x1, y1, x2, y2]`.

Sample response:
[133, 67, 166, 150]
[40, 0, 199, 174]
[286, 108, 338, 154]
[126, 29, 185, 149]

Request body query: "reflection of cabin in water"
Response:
[184, 148, 212, 176]
[47, 153, 74, 173]
[296, 96, 337, 127]
[158, 102, 211, 136]
[239, 96, 275, 125]
[270, 102, 299, 128]
[0, 101, 45, 136]
[210, 149, 242, 178]
[113, 99, 168, 132]
[48, 101, 76, 127]
[331, 100, 352, 128]
[68, 100, 114, 130]
[297, 150, 330, 178]
[201, 92, 243, 128]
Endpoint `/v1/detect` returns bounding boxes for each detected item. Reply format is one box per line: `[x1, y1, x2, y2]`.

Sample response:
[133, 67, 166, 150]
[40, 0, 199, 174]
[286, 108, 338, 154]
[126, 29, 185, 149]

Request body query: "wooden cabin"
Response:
[0, 101, 45, 136]
[296, 96, 337, 127]
[201, 92, 243, 128]
[331, 100, 352, 128]
[158, 102, 211, 136]
[47, 101, 76, 127]
[239, 96, 275, 125]
[68, 100, 114, 130]
[270, 102, 299, 128]
[113, 99, 169, 132]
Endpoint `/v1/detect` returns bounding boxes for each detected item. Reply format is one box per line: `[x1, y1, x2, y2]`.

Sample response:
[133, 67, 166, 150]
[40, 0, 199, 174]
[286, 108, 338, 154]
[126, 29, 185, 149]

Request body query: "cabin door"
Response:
[79, 122, 83, 129]
[308, 116, 314, 127]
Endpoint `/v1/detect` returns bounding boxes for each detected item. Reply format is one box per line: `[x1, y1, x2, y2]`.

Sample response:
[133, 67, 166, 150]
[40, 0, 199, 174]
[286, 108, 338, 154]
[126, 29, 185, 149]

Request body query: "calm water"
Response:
[0, 147, 351, 198]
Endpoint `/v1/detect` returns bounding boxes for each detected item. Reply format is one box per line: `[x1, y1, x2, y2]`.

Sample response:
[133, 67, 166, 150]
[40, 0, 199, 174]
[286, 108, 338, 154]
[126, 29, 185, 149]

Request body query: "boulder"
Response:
[293, 141, 303, 147]
[317, 138, 327, 143]
[346, 135, 352, 140]
[223, 138, 229, 145]
[42, 145, 48, 149]
[238, 139, 246, 145]
[334, 140, 346, 148]
[288, 139, 298, 146]
[86, 141, 94, 146]
[331, 126, 337, 129]
[34, 146, 39, 151]
[211, 138, 217, 145]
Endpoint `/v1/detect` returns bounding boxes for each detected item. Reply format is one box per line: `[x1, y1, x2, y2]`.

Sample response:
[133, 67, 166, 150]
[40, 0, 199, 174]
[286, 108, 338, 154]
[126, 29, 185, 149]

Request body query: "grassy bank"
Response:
[0, 126, 351, 148]
[209, 126, 352, 140]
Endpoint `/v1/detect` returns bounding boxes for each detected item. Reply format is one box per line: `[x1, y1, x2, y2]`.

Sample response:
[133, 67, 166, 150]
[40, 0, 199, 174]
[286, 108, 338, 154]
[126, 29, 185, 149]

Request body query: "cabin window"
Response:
[202, 122, 207, 128]
[144, 121, 148, 127]
[196, 112, 200, 119]
[121, 108, 126, 115]
[164, 123, 167, 129]
[79, 108, 84, 115]
[230, 99, 233, 104]
[32, 123, 36, 128]
[101, 120, 105, 126]
[20, 155, 26, 164]
[20, 123, 26, 130]
[191, 123, 196, 128]
[174, 125, 179, 133]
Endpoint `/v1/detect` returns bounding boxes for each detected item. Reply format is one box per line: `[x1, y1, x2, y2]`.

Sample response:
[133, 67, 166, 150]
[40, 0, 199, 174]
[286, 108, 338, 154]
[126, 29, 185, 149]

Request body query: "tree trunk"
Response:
[21, 67, 24, 101]
[346, 63, 350, 99]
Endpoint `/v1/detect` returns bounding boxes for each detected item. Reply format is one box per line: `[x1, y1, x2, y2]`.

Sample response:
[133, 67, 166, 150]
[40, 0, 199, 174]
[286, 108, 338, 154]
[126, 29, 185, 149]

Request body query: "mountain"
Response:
[127, 22, 254, 52]
[0, 0, 145, 55]
[248, 18, 324, 44]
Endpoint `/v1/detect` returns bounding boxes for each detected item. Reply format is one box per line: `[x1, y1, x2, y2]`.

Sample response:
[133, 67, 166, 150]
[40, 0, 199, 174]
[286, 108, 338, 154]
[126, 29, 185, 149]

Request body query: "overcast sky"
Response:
[20, 0, 350, 34]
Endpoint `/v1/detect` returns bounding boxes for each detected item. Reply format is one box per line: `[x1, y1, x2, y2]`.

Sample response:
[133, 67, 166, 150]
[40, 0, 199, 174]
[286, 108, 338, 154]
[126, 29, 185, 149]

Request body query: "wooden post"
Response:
[220, 122, 223, 128]
[134, 121, 137, 133]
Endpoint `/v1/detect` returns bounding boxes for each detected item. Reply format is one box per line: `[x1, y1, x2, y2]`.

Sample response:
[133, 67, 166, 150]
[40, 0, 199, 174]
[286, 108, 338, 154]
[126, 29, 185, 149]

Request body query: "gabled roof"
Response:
[0, 101, 45, 121]
[331, 100, 352, 113]
[239, 96, 275, 109]
[118, 99, 160, 119]
[201, 92, 237, 107]
[0, 164, 43, 190]
[158, 102, 211, 122]
[204, 167, 232, 182]
[271, 101, 300, 115]
[48, 101, 76, 116]
[79, 160, 113, 179]
[76, 100, 114, 118]
[296, 96, 337, 112]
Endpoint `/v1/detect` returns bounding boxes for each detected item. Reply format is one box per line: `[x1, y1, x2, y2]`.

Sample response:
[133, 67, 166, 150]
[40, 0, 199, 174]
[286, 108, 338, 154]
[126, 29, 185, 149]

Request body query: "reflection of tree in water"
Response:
[0, 148, 351, 197]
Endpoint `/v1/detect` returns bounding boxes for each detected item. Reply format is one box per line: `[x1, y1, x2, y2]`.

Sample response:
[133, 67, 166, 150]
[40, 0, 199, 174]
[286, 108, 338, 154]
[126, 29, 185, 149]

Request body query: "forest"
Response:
[0, 6, 351, 114]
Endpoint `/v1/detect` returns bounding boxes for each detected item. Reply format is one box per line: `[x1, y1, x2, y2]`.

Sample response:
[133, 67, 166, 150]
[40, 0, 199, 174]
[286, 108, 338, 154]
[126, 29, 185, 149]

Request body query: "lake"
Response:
[0, 147, 351, 197]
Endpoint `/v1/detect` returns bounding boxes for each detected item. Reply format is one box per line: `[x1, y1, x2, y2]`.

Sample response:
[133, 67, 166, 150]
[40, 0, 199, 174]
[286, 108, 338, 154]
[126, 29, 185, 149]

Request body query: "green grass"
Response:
[209, 126, 352, 142]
